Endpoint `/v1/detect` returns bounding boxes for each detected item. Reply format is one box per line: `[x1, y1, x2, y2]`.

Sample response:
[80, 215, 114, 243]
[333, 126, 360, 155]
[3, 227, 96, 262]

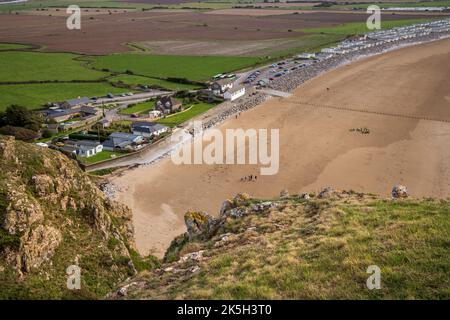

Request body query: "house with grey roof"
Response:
[131, 121, 169, 138]
[63, 140, 103, 158]
[58, 97, 91, 110]
[102, 132, 144, 151]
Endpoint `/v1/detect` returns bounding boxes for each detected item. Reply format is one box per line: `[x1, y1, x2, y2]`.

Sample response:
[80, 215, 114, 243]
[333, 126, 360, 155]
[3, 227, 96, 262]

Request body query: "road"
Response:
[92, 90, 170, 106]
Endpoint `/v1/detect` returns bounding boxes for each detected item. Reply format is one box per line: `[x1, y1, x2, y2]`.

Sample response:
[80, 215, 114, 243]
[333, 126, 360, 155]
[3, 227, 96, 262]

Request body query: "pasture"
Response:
[0, 51, 108, 82]
[91, 54, 263, 81]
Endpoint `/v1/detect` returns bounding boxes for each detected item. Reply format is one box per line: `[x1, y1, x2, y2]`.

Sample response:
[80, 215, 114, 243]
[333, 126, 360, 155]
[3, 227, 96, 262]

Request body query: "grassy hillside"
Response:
[112, 190, 450, 299]
[90, 54, 264, 82]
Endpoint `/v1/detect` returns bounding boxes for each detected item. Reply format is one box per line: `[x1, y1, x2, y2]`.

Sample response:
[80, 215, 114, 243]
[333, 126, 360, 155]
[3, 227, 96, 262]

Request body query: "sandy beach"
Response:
[112, 38, 450, 258]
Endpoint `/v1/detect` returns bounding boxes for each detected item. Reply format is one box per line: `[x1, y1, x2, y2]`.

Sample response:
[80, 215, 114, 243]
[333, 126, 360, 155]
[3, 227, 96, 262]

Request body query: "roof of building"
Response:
[65, 97, 91, 107]
[45, 106, 97, 118]
[132, 122, 168, 134]
[156, 96, 182, 108]
[98, 118, 111, 124]
[227, 85, 245, 94]
[214, 78, 234, 86]
[76, 140, 101, 147]
[109, 132, 142, 140]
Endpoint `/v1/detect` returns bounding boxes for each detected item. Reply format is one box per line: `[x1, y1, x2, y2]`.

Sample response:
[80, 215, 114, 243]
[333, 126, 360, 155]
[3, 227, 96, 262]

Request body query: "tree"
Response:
[0, 105, 43, 132]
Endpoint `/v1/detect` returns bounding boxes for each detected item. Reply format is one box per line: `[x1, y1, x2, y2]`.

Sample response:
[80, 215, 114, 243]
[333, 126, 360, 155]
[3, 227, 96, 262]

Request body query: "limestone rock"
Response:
[392, 184, 408, 198]
[184, 211, 220, 240]
[232, 193, 251, 207]
[4, 186, 44, 235]
[219, 199, 233, 218]
[298, 193, 309, 200]
[251, 201, 276, 213]
[20, 225, 62, 272]
[31, 174, 55, 197]
[318, 186, 335, 199]
[280, 189, 289, 198]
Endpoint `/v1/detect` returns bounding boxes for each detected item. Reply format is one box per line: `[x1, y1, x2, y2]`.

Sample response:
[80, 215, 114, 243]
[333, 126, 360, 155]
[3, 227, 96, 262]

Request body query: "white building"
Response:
[211, 78, 234, 95]
[148, 110, 162, 119]
[77, 141, 103, 158]
[224, 86, 245, 101]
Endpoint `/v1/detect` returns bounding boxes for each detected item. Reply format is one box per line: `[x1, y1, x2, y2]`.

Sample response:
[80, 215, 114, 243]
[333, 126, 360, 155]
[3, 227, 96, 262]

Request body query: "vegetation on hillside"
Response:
[112, 190, 450, 299]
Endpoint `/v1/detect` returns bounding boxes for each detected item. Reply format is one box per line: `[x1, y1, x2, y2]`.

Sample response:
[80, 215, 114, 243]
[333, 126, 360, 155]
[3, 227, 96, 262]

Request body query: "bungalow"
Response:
[45, 106, 98, 123]
[155, 96, 183, 115]
[211, 78, 234, 95]
[63, 140, 103, 158]
[102, 132, 144, 151]
[131, 122, 168, 138]
[224, 86, 245, 101]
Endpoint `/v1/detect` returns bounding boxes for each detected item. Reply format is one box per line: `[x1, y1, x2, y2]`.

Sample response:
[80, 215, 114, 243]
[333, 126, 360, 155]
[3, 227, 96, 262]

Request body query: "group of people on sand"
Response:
[240, 174, 257, 182]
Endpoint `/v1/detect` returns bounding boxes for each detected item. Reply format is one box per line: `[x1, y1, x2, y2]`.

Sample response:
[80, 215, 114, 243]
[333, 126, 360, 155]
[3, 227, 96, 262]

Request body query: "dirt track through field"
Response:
[111, 38, 450, 258]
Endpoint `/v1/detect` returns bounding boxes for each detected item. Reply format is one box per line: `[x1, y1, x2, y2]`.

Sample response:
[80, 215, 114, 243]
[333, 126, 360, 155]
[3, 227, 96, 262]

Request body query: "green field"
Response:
[0, 51, 108, 82]
[0, 82, 125, 110]
[90, 54, 264, 82]
[156, 102, 216, 127]
[119, 101, 155, 115]
[108, 74, 201, 91]
[301, 18, 437, 36]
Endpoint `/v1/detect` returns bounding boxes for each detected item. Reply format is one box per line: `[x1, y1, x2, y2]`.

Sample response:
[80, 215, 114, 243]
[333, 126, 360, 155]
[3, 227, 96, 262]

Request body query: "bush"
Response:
[41, 129, 53, 139]
[0, 126, 39, 142]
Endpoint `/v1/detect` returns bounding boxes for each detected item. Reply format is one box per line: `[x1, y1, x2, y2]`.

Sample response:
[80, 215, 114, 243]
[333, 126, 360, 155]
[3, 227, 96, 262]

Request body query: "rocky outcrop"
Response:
[392, 184, 408, 199]
[0, 136, 136, 298]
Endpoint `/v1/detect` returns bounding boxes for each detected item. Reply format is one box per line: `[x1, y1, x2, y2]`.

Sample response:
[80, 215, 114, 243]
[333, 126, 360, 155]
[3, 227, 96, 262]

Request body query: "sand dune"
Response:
[112, 38, 450, 257]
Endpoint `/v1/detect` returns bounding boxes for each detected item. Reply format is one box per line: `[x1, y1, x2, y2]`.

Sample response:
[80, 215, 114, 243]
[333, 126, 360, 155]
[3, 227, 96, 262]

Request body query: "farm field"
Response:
[331, 1, 450, 10]
[108, 74, 201, 90]
[0, 9, 444, 54]
[156, 102, 217, 127]
[0, 51, 108, 82]
[0, 82, 124, 110]
[91, 54, 263, 81]
[301, 18, 438, 35]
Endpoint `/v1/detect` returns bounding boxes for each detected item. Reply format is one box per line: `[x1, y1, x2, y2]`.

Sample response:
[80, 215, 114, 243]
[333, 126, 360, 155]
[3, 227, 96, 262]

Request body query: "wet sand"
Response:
[112, 38, 450, 257]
